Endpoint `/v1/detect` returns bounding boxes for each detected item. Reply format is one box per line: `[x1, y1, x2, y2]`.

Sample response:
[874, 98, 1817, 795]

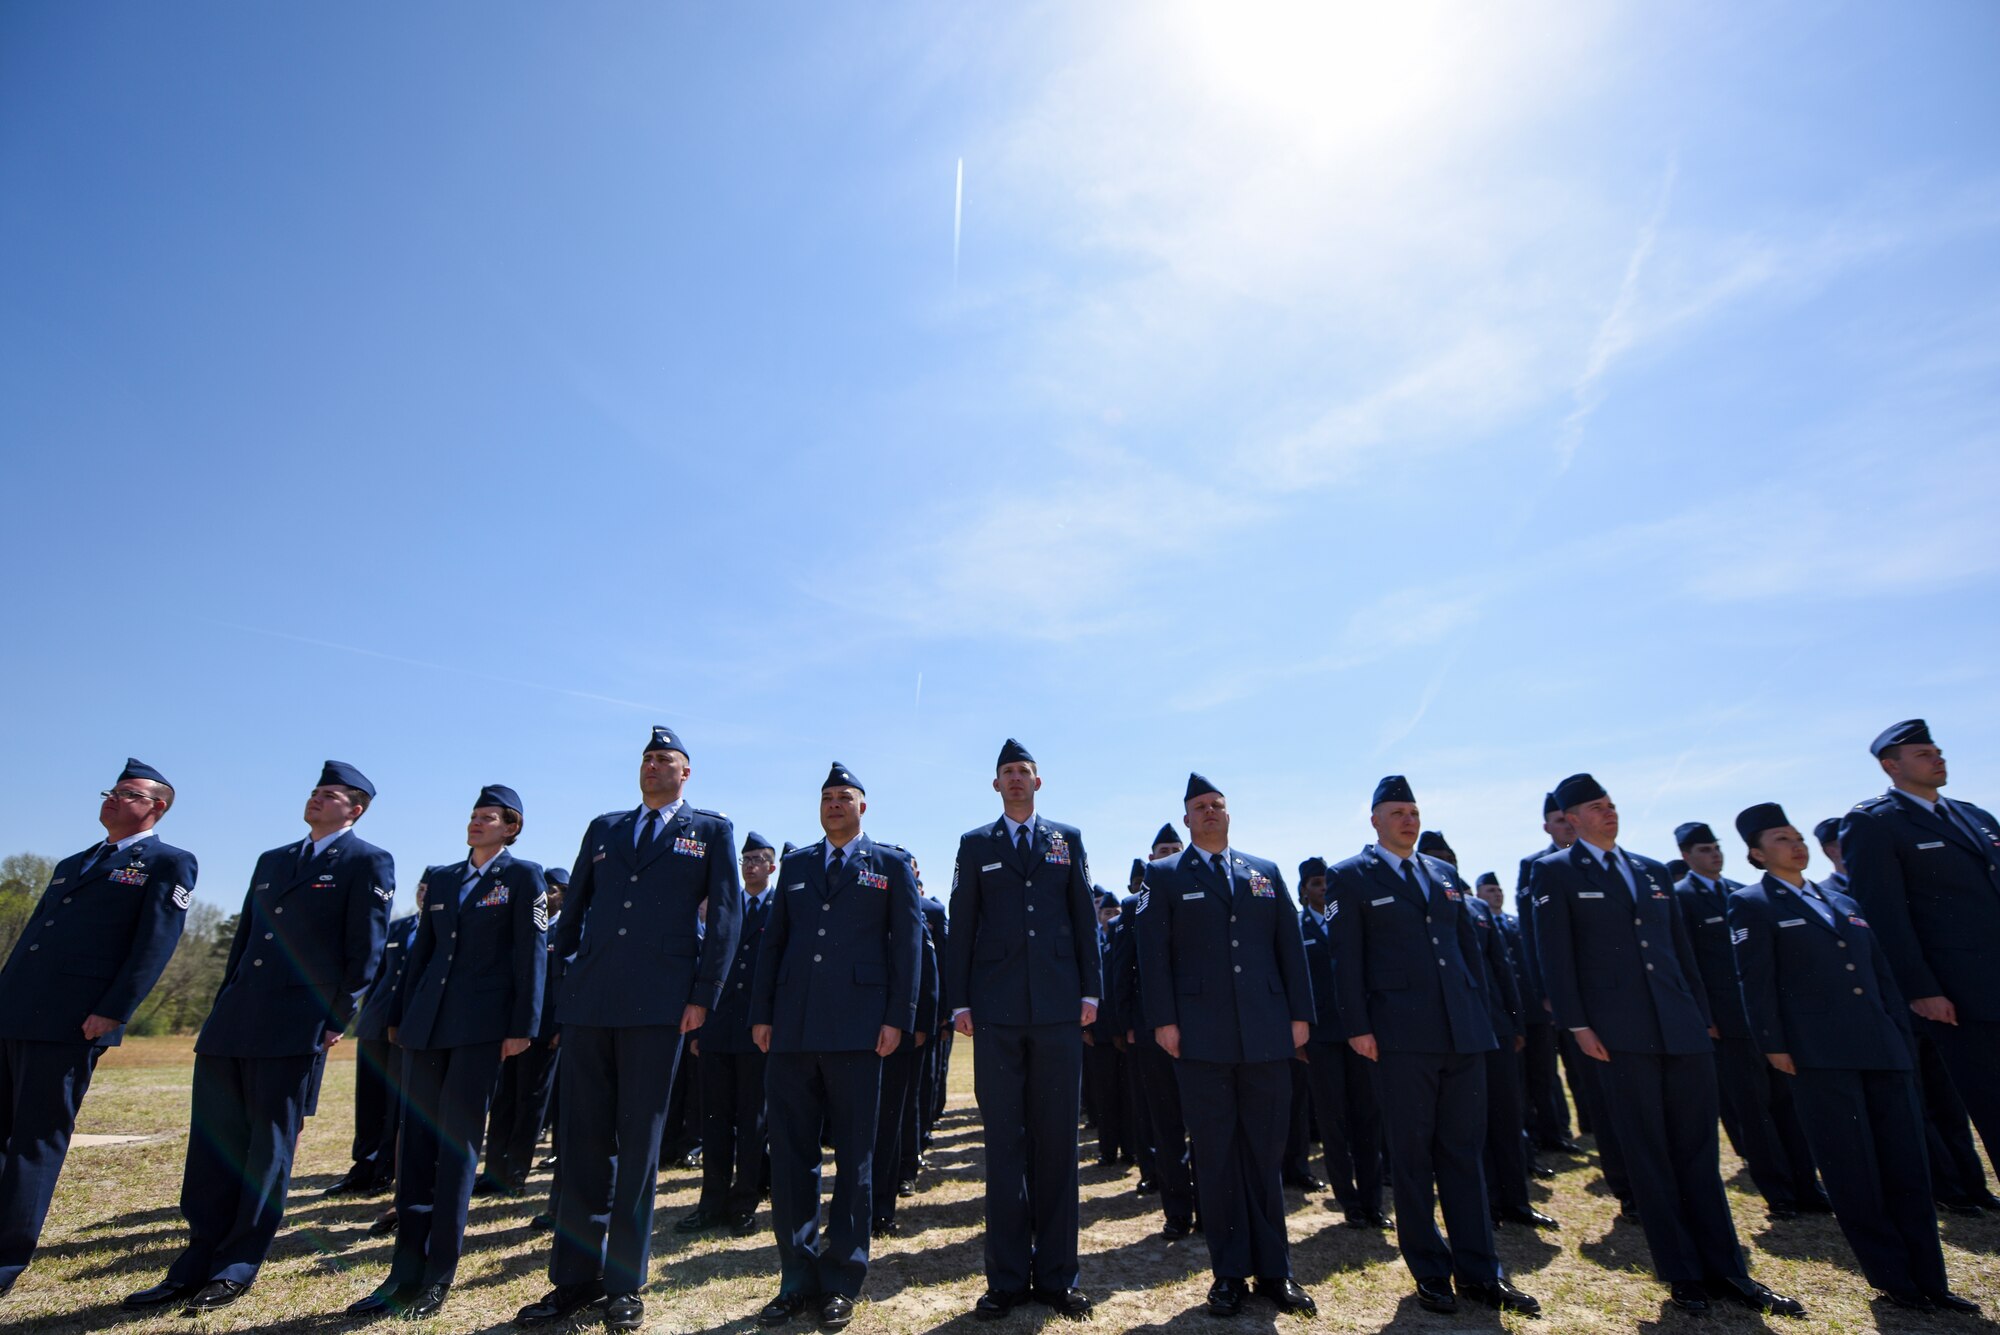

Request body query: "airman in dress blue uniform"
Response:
[871, 853, 939, 1239]
[331, 893, 422, 1197]
[1728, 803, 1979, 1315]
[347, 785, 547, 1320]
[1296, 856, 1387, 1229]
[1839, 719, 2000, 1182]
[1331, 782, 1536, 1317]
[481, 866, 566, 1195]
[1670, 820, 1824, 1219]
[127, 760, 394, 1315]
[1139, 774, 1317, 1319]
[1117, 828, 1200, 1232]
[0, 759, 193, 1300]
[1531, 773, 1800, 1317]
[516, 727, 741, 1334]
[945, 739, 1100, 1321]
[680, 832, 780, 1238]
[751, 763, 922, 1334]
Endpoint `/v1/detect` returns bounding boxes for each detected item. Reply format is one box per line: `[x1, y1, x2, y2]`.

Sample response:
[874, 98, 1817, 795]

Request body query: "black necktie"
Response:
[828, 846, 845, 880]
[1401, 860, 1423, 903]
[1938, 799, 1982, 848]
[82, 841, 117, 875]
[640, 808, 661, 853]
[1212, 852, 1229, 895]
[295, 839, 313, 876]
[1015, 825, 1031, 858]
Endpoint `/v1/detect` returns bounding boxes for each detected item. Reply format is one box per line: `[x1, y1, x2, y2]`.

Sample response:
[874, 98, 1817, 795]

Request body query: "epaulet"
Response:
[1851, 795, 1893, 815]
[595, 809, 629, 823]
[691, 807, 728, 821]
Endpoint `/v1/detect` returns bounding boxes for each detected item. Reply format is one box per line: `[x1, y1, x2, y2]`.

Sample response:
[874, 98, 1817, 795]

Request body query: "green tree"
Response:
[0, 852, 56, 960]
[128, 901, 229, 1035]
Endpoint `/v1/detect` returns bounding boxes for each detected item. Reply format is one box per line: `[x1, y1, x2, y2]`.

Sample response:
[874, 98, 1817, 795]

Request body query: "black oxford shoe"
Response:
[404, 1283, 449, 1320]
[1714, 1277, 1806, 1317]
[1669, 1282, 1709, 1313]
[1462, 1277, 1541, 1316]
[604, 1293, 644, 1331]
[675, 1209, 721, 1234]
[731, 1210, 761, 1236]
[515, 1282, 606, 1326]
[1255, 1277, 1316, 1316]
[1033, 1286, 1093, 1319]
[123, 1281, 198, 1310]
[183, 1279, 250, 1312]
[1161, 1216, 1193, 1239]
[974, 1289, 1029, 1319]
[1414, 1277, 1457, 1314]
[758, 1292, 814, 1327]
[346, 1282, 418, 1317]
[818, 1293, 855, 1330]
[1205, 1278, 1247, 1317]
[1884, 1291, 1936, 1311]
[1498, 1205, 1559, 1229]
[1926, 1290, 1982, 1315]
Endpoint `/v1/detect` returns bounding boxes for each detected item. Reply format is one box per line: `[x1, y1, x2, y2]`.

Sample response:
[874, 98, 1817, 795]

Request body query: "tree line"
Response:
[0, 852, 234, 1036]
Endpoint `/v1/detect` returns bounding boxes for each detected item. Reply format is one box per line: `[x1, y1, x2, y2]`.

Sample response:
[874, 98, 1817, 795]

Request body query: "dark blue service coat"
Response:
[393, 851, 548, 1049]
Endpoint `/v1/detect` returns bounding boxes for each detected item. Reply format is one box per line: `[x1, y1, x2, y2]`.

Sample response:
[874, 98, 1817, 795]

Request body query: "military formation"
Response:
[0, 718, 1994, 1325]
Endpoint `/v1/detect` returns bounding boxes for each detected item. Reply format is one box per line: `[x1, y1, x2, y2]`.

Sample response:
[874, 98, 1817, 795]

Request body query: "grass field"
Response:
[3, 1037, 1995, 1333]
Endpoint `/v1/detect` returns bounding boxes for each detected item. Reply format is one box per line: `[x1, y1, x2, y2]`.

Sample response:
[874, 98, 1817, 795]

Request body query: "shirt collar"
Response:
[108, 829, 158, 854]
[1002, 813, 1036, 842]
[1370, 843, 1422, 879]
[827, 834, 863, 865]
[639, 798, 686, 823]
[304, 828, 347, 859]
[1577, 837, 1621, 868]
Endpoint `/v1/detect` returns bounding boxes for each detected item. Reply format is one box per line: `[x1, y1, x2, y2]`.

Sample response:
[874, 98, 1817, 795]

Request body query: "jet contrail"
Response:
[953, 158, 963, 289]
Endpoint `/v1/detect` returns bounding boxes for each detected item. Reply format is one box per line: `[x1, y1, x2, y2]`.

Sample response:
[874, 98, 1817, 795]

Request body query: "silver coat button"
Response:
[618, 928, 628, 936]
[813, 953, 823, 962]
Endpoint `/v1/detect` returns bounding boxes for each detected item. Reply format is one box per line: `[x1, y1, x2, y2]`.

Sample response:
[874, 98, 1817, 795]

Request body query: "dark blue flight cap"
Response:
[476, 784, 524, 815]
[1298, 856, 1328, 880]
[1666, 858, 1689, 881]
[1812, 817, 1841, 845]
[781, 841, 798, 856]
[545, 867, 570, 886]
[997, 738, 1036, 768]
[1417, 830, 1453, 858]
[1476, 870, 1499, 888]
[319, 759, 376, 798]
[743, 830, 775, 853]
[823, 762, 864, 794]
[1869, 719, 1931, 757]
[645, 725, 688, 758]
[1372, 775, 1415, 807]
[1152, 823, 1181, 848]
[1543, 791, 1560, 817]
[1674, 822, 1717, 849]
[1184, 773, 1222, 802]
[1735, 802, 1791, 847]
[1129, 857, 1146, 880]
[1554, 773, 1606, 811]
[118, 757, 170, 789]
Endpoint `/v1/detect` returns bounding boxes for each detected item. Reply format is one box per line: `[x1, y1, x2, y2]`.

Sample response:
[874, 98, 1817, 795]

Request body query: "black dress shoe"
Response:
[1797, 1195, 1833, 1214]
[516, 1282, 607, 1325]
[325, 1171, 374, 1196]
[1713, 1277, 1806, 1317]
[731, 1211, 761, 1236]
[368, 1209, 399, 1236]
[471, 1174, 504, 1196]
[1461, 1278, 1540, 1315]
[1926, 1290, 1982, 1314]
[1206, 1278, 1247, 1316]
[1531, 1161, 1557, 1179]
[347, 1282, 419, 1316]
[872, 1216, 901, 1237]
[1941, 1200, 1986, 1217]
[1974, 1190, 2000, 1210]
[1161, 1216, 1193, 1239]
[1033, 1287, 1093, 1319]
[184, 1280, 250, 1312]
[123, 1280, 198, 1310]
[897, 1179, 916, 1198]
[1361, 1208, 1393, 1229]
[819, 1293, 855, 1330]
[675, 1209, 720, 1234]
[1134, 1177, 1158, 1195]
[1669, 1282, 1710, 1313]
[1414, 1277, 1457, 1314]
[1255, 1278, 1316, 1316]
[1498, 1205, 1559, 1229]
[1283, 1172, 1325, 1191]
[1884, 1291, 1936, 1311]
[604, 1293, 644, 1331]
[1767, 1202, 1799, 1220]
[528, 1212, 554, 1233]
[405, 1283, 449, 1319]
[758, 1292, 815, 1326]
[974, 1289, 1028, 1319]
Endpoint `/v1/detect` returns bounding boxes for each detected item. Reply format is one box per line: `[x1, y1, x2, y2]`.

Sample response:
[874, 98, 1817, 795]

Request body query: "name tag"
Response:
[1704, 915, 1724, 924]
[1183, 891, 1206, 901]
[254, 882, 270, 891]
[1917, 841, 1945, 850]
[1778, 918, 1806, 928]
[51, 877, 65, 886]
[431, 903, 446, 912]
[1370, 896, 1395, 907]
[982, 862, 1002, 872]
[1578, 891, 1605, 899]
[785, 882, 805, 892]
[593, 851, 607, 863]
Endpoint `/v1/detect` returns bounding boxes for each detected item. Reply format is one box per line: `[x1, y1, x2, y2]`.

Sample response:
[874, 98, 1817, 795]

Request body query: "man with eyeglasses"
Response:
[127, 759, 394, 1316]
[0, 759, 194, 1301]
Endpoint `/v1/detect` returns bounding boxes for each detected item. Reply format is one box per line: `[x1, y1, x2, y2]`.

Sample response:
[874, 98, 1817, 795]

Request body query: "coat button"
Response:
[274, 906, 284, 914]
[822, 904, 831, 912]
[1025, 880, 1034, 889]
[1633, 917, 1642, 926]
[253, 958, 263, 966]
[26, 944, 36, 951]
[1846, 963, 1857, 971]
[1233, 964, 1242, 973]
[1853, 987, 1864, 995]
[1431, 937, 1439, 945]
[624, 900, 633, 908]
[44, 919, 54, 927]
[1836, 941, 1847, 949]
[818, 929, 827, 937]
[631, 875, 639, 882]
[1027, 905, 1035, 912]
[618, 928, 628, 936]
[264, 932, 274, 940]
[61, 897, 71, 904]
[1639, 940, 1649, 948]
[813, 953, 822, 962]
[1028, 930, 1036, 937]
[1230, 915, 1238, 923]
[1644, 962, 1654, 971]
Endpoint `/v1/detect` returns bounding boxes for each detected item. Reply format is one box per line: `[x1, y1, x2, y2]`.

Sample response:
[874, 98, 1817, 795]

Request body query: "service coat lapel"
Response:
[634, 804, 685, 875]
[280, 831, 350, 902]
[1181, 847, 1223, 898]
[73, 842, 138, 890]
[466, 849, 513, 906]
[1366, 850, 1423, 912]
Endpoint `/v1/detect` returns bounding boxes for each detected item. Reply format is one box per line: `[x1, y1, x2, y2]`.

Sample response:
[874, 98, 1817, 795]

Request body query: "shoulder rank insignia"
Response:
[171, 884, 192, 910]
[373, 884, 392, 902]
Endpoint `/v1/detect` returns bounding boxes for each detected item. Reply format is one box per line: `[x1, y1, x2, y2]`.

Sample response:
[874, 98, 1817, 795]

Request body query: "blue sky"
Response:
[5, 2, 1998, 910]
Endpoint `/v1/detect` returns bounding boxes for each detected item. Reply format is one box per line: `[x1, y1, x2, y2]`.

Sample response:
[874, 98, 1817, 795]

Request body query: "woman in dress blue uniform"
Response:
[346, 785, 547, 1321]
[1727, 803, 1978, 1315]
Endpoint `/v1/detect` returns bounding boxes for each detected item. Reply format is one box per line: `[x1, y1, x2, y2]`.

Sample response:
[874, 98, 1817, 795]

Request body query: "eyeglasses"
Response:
[101, 788, 155, 804]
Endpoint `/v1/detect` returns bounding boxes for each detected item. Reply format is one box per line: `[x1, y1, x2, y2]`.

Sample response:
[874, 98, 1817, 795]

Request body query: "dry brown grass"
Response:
[4, 1037, 1996, 1333]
